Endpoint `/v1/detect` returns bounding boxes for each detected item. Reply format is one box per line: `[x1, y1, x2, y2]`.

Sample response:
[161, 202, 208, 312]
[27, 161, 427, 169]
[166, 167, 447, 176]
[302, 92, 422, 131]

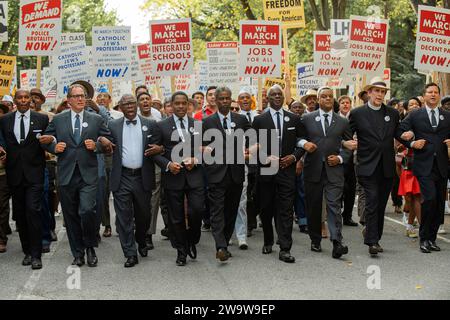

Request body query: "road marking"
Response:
[16, 227, 67, 300]
[385, 216, 450, 244]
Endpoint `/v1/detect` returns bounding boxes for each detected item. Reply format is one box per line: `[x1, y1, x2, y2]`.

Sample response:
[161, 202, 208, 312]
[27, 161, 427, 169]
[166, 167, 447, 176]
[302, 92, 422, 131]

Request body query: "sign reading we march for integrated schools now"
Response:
[149, 19, 194, 76]
[239, 21, 282, 78]
[263, 0, 306, 29]
[344, 16, 388, 76]
[19, 0, 62, 56]
[92, 26, 131, 80]
[414, 5, 450, 73]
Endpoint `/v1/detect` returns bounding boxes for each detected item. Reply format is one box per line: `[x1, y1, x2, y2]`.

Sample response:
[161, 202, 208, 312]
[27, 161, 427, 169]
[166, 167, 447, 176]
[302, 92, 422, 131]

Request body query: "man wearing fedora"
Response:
[348, 77, 408, 256]
[300, 89, 318, 114]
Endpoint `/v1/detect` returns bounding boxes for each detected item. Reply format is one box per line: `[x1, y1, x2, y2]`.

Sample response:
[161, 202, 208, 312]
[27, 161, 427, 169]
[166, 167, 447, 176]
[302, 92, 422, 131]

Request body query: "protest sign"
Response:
[0, 55, 15, 96]
[52, 42, 91, 98]
[344, 16, 389, 77]
[330, 19, 350, 58]
[263, 0, 306, 29]
[414, 5, 450, 73]
[239, 20, 282, 78]
[61, 32, 85, 45]
[19, 0, 62, 56]
[296, 62, 326, 97]
[207, 41, 240, 95]
[19, 67, 50, 90]
[314, 31, 344, 78]
[198, 60, 209, 93]
[0, 1, 8, 42]
[149, 19, 194, 76]
[383, 67, 391, 100]
[130, 44, 145, 84]
[137, 43, 156, 86]
[92, 26, 131, 80]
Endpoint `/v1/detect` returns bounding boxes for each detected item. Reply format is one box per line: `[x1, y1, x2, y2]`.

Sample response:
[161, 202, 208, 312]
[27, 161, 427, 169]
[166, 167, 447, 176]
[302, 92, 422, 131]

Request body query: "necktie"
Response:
[276, 111, 282, 156]
[323, 113, 330, 135]
[126, 119, 137, 125]
[223, 117, 228, 130]
[74, 114, 81, 144]
[20, 114, 25, 144]
[246, 112, 252, 124]
[431, 109, 437, 130]
[179, 118, 186, 141]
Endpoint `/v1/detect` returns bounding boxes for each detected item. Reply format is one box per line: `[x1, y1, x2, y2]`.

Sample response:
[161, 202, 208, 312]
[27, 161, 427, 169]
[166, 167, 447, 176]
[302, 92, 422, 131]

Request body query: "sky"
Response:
[104, 0, 154, 44]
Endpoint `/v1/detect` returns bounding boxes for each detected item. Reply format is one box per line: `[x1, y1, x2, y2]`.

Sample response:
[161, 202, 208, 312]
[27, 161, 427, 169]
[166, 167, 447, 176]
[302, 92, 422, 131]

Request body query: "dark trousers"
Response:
[10, 177, 43, 259]
[304, 166, 344, 245]
[342, 159, 356, 222]
[165, 186, 203, 254]
[101, 156, 112, 227]
[159, 187, 169, 228]
[246, 169, 259, 230]
[201, 167, 211, 226]
[358, 161, 393, 245]
[391, 172, 403, 207]
[208, 170, 243, 250]
[258, 173, 295, 251]
[0, 174, 10, 244]
[41, 168, 52, 245]
[417, 161, 446, 242]
[46, 161, 57, 232]
[59, 167, 98, 258]
[113, 170, 152, 258]
[294, 172, 307, 226]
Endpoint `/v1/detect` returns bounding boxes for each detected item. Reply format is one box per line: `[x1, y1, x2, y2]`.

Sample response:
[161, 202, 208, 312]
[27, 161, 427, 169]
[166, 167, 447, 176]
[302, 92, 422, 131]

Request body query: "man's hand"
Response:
[264, 155, 279, 165]
[280, 155, 296, 169]
[342, 140, 357, 151]
[202, 146, 213, 155]
[85, 99, 99, 113]
[401, 131, 414, 141]
[55, 142, 66, 154]
[303, 142, 317, 153]
[144, 144, 163, 157]
[169, 162, 182, 175]
[39, 135, 54, 145]
[84, 139, 96, 151]
[244, 148, 250, 161]
[295, 161, 303, 176]
[412, 139, 426, 150]
[327, 155, 341, 167]
[444, 139, 450, 148]
[182, 157, 198, 171]
[99, 137, 115, 154]
[0, 146, 6, 161]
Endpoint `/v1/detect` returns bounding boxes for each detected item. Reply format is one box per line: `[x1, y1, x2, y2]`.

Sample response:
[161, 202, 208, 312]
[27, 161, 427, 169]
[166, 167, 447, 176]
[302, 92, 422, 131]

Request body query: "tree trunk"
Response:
[321, 0, 330, 29]
[308, 0, 326, 30]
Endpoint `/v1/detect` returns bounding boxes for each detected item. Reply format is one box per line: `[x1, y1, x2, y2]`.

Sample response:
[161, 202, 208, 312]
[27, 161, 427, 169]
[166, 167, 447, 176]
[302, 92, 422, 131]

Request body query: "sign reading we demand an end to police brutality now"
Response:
[414, 5, 450, 73]
[344, 15, 388, 77]
[19, 0, 62, 56]
[239, 21, 282, 78]
[149, 19, 194, 76]
[92, 26, 131, 80]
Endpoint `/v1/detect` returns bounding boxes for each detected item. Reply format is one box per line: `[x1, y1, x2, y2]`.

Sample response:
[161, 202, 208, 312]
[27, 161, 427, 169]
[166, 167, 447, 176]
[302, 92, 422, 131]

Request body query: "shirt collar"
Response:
[17, 109, 31, 118]
[71, 109, 84, 119]
[425, 105, 439, 114]
[319, 108, 333, 117]
[367, 101, 382, 111]
[269, 106, 283, 117]
[218, 111, 230, 121]
[174, 114, 188, 123]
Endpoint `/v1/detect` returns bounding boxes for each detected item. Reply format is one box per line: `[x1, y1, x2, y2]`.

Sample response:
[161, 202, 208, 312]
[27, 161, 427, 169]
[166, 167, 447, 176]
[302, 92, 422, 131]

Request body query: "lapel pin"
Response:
[284, 116, 290, 122]
[439, 115, 444, 121]
[230, 122, 236, 128]
[142, 125, 148, 132]
[315, 116, 320, 122]
[384, 116, 390, 122]
[82, 122, 88, 128]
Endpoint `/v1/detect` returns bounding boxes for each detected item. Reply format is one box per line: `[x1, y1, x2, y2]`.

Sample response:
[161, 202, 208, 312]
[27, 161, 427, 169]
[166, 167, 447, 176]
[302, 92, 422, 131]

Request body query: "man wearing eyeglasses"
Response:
[40, 84, 113, 267]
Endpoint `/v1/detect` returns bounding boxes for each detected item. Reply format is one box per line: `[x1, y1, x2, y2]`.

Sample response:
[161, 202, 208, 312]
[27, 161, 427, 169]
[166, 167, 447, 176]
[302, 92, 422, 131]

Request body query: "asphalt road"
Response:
[1, 201, 449, 300]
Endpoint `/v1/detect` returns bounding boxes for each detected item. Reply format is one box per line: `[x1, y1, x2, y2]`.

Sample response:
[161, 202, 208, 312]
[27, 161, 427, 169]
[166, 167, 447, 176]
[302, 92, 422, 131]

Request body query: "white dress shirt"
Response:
[121, 117, 143, 169]
[319, 108, 333, 136]
[240, 109, 258, 123]
[14, 109, 31, 143]
[71, 110, 85, 134]
[268, 107, 284, 138]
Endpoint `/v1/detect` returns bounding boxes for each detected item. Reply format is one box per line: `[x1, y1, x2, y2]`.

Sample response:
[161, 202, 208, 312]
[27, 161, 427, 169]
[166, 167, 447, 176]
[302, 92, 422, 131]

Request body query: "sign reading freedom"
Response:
[263, 0, 306, 29]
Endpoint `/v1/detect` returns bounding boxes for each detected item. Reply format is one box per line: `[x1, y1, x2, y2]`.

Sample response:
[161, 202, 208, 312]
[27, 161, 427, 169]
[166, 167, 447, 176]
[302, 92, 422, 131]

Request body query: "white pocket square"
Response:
[287, 127, 295, 131]
[147, 134, 152, 138]
[33, 129, 42, 132]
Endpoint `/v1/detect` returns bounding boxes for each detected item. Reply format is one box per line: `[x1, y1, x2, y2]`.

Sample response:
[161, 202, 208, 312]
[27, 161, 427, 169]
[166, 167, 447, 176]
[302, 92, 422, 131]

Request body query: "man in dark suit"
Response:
[298, 87, 353, 259]
[348, 77, 406, 256]
[202, 87, 251, 261]
[0, 89, 49, 269]
[109, 94, 162, 267]
[251, 85, 305, 263]
[152, 91, 204, 266]
[40, 84, 113, 267]
[399, 83, 450, 253]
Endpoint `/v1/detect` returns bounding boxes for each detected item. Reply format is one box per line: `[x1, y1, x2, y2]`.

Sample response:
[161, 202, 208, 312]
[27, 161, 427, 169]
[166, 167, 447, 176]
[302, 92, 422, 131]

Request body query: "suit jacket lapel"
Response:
[138, 116, 147, 151]
[312, 111, 325, 137]
[80, 111, 89, 142]
[23, 111, 35, 144]
[66, 111, 76, 144]
[327, 112, 338, 135]
[10, 112, 19, 145]
[117, 117, 124, 155]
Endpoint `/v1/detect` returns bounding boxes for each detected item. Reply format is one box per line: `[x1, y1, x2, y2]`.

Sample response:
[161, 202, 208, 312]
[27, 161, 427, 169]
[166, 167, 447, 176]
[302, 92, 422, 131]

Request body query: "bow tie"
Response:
[126, 120, 137, 125]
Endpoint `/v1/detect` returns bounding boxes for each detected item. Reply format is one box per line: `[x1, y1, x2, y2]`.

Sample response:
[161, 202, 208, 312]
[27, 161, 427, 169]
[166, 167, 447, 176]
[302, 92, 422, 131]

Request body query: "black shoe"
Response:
[31, 258, 42, 270]
[145, 235, 154, 250]
[311, 243, 322, 252]
[374, 243, 383, 253]
[262, 245, 272, 254]
[5, 225, 12, 235]
[279, 251, 295, 263]
[42, 244, 50, 253]
[247, 229, 253, 237]
[187, 244, 197, 259]
[420, 241, 431, 253]
[216, 248, 231, 262]
[201, 223, 211, 232]
[299, 225, 309, 234]
[86, 248, 98, 267]
[138, 245, 148, 258]
[160, 227, 170, 239]
[50, 230, 58, 242]
[176, 251, 187, 266]
[428, 241, 441, 252]
[368, 245, 379, 256]
[332, 241, 348, 259]
[102, 226, 112, 238]
[22, 255, 32, 266]
[124, 256, 138, 268]
[343, 219, 358, 227]
[72, 257, 85, 267]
